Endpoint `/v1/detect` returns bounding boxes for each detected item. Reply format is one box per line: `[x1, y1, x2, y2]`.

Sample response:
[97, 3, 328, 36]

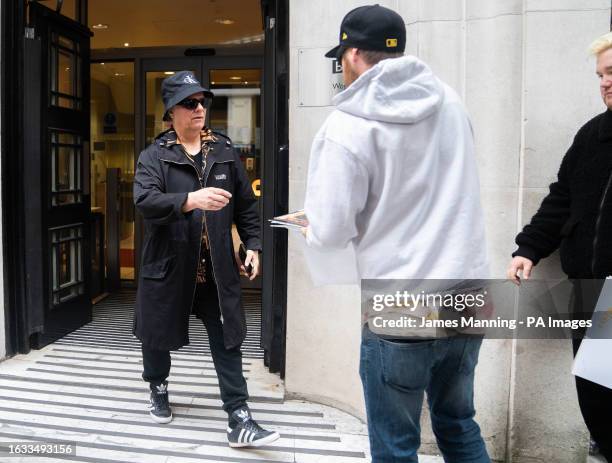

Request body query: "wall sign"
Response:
[298, 48, 346, 107]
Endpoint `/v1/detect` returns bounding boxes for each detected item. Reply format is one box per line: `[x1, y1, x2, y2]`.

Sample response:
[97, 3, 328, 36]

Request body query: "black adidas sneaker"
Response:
[227, 407, 280, 448]
[148, 381, 172, 424]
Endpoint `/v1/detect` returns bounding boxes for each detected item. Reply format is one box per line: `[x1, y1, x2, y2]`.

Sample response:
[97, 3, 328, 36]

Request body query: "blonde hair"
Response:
[589, 31, 612, 55]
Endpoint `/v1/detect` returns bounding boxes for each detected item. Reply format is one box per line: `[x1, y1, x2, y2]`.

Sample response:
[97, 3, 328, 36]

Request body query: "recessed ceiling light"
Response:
[100, 62, 105, 65]
[214, 18, 235, 25]
[164, 71, 175, 75]
[211, 81, 216, 85]
[123, 42, 130, 47]
[230, 76, 242, 80]
[92, 23, 109, 30]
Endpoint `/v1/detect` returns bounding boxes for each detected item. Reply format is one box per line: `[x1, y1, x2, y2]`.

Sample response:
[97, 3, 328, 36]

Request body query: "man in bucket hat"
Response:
[303, 5, 491, 462]
[133, 71, 279, 447]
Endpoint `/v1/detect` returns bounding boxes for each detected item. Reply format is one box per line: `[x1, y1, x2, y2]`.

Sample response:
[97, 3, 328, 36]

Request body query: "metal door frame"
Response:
[260, 0, 289, 376]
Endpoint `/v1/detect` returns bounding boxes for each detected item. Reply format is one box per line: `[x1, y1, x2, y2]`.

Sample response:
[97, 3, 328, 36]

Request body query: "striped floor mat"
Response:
[53, 289, 265, 359]
[0, 343, 372, 462]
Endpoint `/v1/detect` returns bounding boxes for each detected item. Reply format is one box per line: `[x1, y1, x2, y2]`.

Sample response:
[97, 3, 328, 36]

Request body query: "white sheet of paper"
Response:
[297, 237, 358, 287]
[572, 280, 612, 390]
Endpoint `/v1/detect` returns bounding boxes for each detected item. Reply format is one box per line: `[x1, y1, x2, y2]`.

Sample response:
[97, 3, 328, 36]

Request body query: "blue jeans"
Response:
[360, 327, 490, 463]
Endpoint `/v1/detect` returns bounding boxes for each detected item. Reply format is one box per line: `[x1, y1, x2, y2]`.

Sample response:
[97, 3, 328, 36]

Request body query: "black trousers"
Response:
[573, 338, 612, 462]
[142, 283, 249, 415]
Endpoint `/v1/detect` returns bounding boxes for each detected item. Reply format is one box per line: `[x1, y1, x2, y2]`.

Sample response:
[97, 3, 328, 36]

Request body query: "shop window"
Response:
[51, 130, 83, 206]
[50, 224, 85, 307]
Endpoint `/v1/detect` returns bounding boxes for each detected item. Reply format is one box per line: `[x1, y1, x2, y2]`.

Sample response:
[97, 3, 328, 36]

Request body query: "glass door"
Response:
[136, 57, 263, 287]
[90, 61, 136, 292]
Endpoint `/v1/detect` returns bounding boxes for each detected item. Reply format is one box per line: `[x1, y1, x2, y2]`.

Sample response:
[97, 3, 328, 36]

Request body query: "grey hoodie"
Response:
[305, 55, 489, 281]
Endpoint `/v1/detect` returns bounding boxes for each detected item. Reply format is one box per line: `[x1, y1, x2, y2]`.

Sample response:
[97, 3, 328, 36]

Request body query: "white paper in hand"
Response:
[297, 238, 358, 287]
[572, 279, 612, 390]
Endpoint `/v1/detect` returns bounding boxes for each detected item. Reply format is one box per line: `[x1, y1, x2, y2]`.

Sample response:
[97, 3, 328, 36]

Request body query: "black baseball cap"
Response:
[325, 4, 406, 59]
[161, 71, 214, 121]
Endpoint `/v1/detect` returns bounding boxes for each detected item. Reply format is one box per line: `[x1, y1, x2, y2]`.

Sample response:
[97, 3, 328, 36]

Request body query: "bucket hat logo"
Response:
[160, 71, 213, 121]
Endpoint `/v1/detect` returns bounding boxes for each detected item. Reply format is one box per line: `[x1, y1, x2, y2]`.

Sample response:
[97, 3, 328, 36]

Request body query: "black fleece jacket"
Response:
[513, 109, 612, 279]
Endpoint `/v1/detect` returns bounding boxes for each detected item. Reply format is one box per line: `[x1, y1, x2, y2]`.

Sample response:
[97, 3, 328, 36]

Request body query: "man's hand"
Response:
[234, 248, 259, 280]
[507, 256, 534, 286]
[182, 188, 232, 212]
[243, 250, 260, 281]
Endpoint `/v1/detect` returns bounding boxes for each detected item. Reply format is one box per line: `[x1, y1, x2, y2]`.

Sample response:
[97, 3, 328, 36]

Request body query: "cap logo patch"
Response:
[183, 75, 198, 84]
[386, 38, 398, 48]
[342, 32, 348, 40]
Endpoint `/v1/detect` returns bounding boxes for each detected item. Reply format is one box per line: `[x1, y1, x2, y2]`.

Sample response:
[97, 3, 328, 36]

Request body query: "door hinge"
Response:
[25, 27, 35, 39]
[268, 17, 276, 30]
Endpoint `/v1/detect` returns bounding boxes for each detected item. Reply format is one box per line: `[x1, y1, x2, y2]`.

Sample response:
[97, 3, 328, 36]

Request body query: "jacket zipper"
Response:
[202, 156, 234, 324]
[160, 151, 234, 323]
[591, 168, 612, 275]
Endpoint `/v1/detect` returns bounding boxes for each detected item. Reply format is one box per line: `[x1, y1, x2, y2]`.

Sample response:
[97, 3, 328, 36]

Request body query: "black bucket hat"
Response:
[162, 71, 214, 121]
[325, 4, 406, 60]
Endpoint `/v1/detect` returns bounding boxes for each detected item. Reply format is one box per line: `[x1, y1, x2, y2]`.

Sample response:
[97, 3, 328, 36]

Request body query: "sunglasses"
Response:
[176, 97, 211, 110]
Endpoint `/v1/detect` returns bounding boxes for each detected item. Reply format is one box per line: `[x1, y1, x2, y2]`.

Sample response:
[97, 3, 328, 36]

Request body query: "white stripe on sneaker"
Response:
[238, 429, 246, 443]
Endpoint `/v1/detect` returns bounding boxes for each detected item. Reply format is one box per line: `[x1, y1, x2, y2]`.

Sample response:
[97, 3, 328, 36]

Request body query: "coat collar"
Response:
[155, 128, 235, 163]
[598, 109, 612, 142]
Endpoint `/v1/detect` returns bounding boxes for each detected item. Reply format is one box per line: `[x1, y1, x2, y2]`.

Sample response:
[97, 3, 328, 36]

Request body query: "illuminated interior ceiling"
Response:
[87, 0, 263, 50]
[91, 62, 134, 81]
[210, 69, 261, 86]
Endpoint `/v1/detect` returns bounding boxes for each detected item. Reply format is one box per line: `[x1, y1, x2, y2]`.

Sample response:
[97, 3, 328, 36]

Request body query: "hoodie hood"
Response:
[333, 55, 444, 124]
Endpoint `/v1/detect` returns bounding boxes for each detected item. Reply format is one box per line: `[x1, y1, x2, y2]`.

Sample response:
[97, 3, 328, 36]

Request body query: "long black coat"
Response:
[513, 109, 612, 279]
[132, 129, 261, 350]
[513, 110, 612, 320]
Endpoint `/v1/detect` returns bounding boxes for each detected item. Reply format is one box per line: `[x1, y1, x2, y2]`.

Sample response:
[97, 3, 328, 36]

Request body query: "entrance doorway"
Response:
[7, 0, 287, 370]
